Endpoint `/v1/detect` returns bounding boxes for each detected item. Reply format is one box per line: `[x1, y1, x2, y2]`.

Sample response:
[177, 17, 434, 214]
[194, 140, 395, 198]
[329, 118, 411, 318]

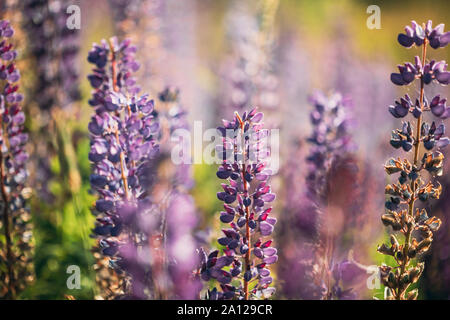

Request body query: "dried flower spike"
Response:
[378, 20, 448, 300]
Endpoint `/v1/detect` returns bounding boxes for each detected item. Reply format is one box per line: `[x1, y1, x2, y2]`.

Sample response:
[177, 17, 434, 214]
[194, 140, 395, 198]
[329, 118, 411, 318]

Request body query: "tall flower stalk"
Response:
[108, 0, 198, 102]
[199, 109, 277, 300]
[22, 0, 82, 201]
[305, 91, 355, 209]
[23, 0, 80, 112]
[137, 87, 199, 299]
[219, 0, 279, 120]
[0, 20, 32, 299]
[108, 0, 164, 94]
[294, 92, 360, 300]
[88, 37, 160, 299]
[378, 20, 450, 300]
[88, 37, 200, 300]
[104, 0, 201, 299]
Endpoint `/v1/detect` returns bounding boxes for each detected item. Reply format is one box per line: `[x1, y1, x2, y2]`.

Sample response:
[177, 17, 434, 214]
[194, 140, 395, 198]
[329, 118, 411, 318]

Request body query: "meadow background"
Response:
[1, 0, 450, 299]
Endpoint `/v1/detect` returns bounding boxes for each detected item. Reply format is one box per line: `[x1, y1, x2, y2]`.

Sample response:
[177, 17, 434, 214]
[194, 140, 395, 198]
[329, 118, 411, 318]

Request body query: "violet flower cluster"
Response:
[306, 91, 354, 207]
[88, 37, 200, 300]
[22, 0, 82, 202]
[219, 1, 279, 120]
[88, 37, 160, 299]
[278, 91, 362, 300]
[392, 21, 450, 87]
[0, 20, 32, 299]
[108, 0, 145, 39]
[199, 109, 277, 300]
[142, 86, 199, 299]
[155, 86, 194, 190]
[102, 1, 200, 298]
[23, 0, 81, 111]
[306, 92, 359, 299]
[378, 20, 448, 300]
[166, 192, 201, 299]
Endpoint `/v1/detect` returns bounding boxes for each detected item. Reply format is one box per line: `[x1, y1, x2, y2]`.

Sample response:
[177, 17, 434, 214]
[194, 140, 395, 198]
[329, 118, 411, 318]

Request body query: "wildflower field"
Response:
[1, 0, 450, 301]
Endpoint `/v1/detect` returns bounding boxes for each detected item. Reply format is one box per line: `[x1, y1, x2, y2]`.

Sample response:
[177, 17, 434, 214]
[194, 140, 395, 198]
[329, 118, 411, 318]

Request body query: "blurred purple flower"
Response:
[218, 1, 279, 122]
[23, 0, 81, 110]
[88, 37, 160, 299]
[0, 20, 32, 299]
[277, 91, 367, 300]
[166, 192, 201, 299]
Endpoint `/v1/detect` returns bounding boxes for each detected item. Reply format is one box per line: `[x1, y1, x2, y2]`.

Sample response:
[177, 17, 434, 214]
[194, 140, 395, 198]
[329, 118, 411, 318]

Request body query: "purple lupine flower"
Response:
[200, 109, 277, 300]
[166, 192, 201, 299]
[392, 21, 450, 86]
[88, 37, 160, 299]
[106, 0, 201, 299]
[22, 0, 82, 202]
[87, 37, 141, 100]
[106, 0, 193, 190]
[278, 91, 364, 300]
[0, 20, 32, 299]
[156, 86, 194, 190]
[23, 0, 81, 110]
[397, 20, 450, 49]
[108, 0, 144, 39]
[306, 91, 355, 202]
[378, 21, 447, 300]
[391, 58, 450, 86]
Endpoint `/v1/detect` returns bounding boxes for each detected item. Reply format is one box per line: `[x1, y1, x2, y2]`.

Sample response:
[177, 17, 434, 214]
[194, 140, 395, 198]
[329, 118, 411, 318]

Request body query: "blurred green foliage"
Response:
[22, 141, 96, 300]
[192, 163, 223, 225]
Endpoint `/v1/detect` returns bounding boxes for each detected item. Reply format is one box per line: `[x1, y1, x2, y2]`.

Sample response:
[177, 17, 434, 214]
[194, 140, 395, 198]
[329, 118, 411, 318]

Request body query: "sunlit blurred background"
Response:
[1, 0, 450, 299]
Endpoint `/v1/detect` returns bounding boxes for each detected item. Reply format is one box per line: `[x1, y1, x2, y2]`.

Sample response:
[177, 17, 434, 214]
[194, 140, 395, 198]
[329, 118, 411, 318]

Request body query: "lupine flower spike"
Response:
[88, 37, 160, 299]
[23, 0, 81, 111]
[220, 1, 279, 119]
[378, 20, 448, 300]
[278, 91, 360, 300]
[306, 92, 359, 300]
[0, 20, 32, 299]
[306, 91, 355, 206]
[199, 109, 277, 300]
[22, 0, 82, 201]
